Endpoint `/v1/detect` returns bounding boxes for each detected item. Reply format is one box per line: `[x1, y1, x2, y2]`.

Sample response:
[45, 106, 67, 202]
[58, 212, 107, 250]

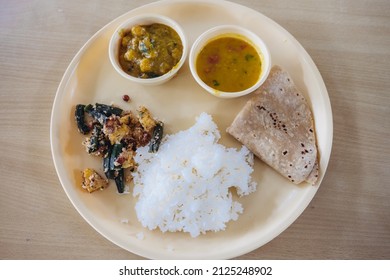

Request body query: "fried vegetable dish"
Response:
[75, 103, 163, 193]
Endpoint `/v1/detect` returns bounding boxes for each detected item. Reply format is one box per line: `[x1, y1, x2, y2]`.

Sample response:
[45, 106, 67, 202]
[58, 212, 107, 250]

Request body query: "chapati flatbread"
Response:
[227, 65, 319, 184]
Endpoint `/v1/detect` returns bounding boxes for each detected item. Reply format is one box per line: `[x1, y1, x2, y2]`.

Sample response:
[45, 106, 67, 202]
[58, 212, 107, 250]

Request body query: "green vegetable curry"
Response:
[196, 36, 262, 92]
[118, 23, 183, 79]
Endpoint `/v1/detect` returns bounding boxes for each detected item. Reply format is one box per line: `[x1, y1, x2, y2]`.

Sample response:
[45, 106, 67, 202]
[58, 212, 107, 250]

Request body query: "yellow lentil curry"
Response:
[119, 23, 183, 79]
[196, 36, 262, 92]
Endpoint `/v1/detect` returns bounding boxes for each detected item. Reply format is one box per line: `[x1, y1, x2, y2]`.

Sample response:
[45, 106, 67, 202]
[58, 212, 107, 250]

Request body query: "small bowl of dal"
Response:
[109, 14, 188, 86]
[189, 25, 271, 98]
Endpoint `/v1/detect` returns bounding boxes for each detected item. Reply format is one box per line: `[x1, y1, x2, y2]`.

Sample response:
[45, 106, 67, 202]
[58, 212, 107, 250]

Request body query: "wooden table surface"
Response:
[1, 0, 389, 260]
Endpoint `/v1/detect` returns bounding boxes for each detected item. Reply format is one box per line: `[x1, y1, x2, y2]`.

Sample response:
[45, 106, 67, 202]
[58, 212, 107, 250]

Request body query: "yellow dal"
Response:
[196, 36, 261, 92]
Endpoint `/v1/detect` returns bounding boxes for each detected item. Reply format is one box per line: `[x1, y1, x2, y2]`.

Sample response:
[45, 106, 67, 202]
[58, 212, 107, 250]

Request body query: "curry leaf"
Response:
[245, 54, 254, 61]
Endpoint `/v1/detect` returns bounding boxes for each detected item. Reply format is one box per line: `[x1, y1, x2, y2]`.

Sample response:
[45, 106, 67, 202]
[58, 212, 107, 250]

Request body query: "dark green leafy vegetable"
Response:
[84, 103, 123, 125]
[114, 169, 125, 193]
[109, 143, 125, 193]
[149, 121, 164, 153]
[103, 144, 125, 193]
[95, 103, 123, 117]
[109, 144, 125, 193]
[103, 143, 123, 180]
[103, 145, 115, 179]
[110, 143, 123, 171]
[86, 124, 105, 154]
[245, 54, 255, 61]
[84, 104, 107, 124]
[75, 104, 90, 134]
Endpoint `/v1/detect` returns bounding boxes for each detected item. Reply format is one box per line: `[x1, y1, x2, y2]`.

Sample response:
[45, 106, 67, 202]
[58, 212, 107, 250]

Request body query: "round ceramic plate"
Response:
[50, 0, 333, 259]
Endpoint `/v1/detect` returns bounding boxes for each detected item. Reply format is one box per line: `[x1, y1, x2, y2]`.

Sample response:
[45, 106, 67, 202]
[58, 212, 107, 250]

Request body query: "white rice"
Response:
[132, 113, 256, 237]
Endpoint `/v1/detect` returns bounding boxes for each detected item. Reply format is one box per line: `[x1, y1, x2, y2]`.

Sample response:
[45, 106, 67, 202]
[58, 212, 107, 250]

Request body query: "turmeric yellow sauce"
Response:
[119, 23, 183, 79]
[196, 36, 261, 92]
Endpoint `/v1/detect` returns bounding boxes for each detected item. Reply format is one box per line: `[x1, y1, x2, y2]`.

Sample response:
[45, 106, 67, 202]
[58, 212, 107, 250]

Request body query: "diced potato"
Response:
[171, 48, 182, 61]
[130, 37, 139, 50]
[81, 168, 108, 193]
[124, 49, 137, 62]
[149, 50, 158, 59]
[121, 35, 132, 48]
[139, 58, 152, 72]
[131, 25, 146, 36]
[159, 62, 171, 74]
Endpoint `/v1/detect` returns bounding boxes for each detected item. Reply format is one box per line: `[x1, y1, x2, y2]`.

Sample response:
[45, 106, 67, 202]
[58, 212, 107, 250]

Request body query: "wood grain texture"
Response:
[1, 0, 389, 260]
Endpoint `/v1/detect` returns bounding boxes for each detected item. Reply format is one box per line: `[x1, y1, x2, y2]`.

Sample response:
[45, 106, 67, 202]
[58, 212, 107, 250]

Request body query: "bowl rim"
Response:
[189, 24, 271, 98]
[108, 13, 188, 85]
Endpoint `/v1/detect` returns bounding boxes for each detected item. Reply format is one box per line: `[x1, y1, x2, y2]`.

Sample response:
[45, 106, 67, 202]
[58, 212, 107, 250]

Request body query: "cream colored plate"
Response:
[50, 0, 333, 259]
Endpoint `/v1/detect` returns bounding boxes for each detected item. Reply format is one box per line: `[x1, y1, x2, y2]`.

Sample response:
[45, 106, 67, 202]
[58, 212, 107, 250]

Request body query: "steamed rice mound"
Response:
[132, 113, 257, 237]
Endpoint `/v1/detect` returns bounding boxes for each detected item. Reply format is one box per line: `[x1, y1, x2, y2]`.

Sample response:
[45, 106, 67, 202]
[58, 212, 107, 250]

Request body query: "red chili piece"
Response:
[122, 94, 130, 102]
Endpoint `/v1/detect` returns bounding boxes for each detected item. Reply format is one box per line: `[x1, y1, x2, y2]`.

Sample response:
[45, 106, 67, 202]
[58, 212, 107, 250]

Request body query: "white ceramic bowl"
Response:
[109, 14, 188, 86]
[189, 25, 271, 98]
